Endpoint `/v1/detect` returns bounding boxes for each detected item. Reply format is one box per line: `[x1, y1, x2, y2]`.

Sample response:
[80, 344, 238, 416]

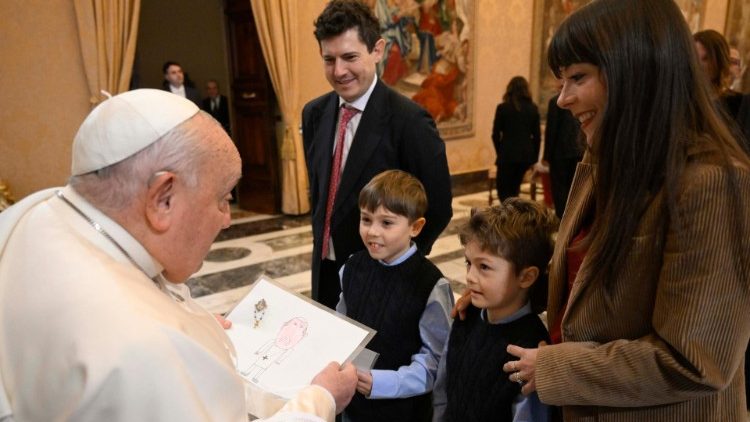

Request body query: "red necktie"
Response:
[321, 105, 359, 259]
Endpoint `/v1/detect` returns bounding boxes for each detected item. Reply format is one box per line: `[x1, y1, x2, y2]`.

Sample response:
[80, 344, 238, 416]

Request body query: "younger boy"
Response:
[433, 198, 558, 422]
[336, 170, 454, 422]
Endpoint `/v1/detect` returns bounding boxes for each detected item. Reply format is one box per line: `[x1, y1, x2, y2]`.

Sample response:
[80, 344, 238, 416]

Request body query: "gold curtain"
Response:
[74, 0, 140, 106]
[250, 0, 309, 215]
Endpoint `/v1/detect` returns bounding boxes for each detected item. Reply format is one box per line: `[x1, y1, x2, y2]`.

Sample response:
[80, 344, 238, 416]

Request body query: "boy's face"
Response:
[463, 240, 536, 323]
[359, 206, 425, 264]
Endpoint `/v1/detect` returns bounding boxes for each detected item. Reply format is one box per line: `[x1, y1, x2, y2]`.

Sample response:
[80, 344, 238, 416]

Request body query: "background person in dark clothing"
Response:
[491, 76, 541, 201]
[542, 93, 583, 218]
[201, 79, 231, 136]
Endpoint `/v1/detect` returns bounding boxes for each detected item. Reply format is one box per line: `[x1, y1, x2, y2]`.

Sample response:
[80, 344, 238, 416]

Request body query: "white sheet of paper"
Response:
[226, 276, 374, 400]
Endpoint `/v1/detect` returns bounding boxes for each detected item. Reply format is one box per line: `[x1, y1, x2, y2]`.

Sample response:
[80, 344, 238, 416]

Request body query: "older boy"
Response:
[336, 170, 453, 422]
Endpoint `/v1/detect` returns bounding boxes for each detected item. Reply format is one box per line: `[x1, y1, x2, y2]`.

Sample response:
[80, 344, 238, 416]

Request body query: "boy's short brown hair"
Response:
[459, 198, 559, 312]
[358, 170, 427, 222]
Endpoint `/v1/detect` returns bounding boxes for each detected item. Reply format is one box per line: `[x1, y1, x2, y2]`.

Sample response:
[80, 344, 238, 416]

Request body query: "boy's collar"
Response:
[379, 242, 417, 266]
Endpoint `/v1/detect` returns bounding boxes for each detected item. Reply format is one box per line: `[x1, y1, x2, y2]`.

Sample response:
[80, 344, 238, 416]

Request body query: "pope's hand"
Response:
[214, 314, 232, 329]
[312, 362, 358, 414]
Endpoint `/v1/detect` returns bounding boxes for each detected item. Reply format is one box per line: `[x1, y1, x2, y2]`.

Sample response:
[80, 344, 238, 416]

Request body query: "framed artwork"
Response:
[725, 0, 750, 92]
[367, 0, 475, 140]
[226, 276, 375, 416]
[531, 0, 707, 117]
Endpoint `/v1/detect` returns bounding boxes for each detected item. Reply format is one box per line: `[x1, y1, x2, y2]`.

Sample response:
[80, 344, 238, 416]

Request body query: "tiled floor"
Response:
[192, 190, 750, 421]
[189, 191, 500, 315]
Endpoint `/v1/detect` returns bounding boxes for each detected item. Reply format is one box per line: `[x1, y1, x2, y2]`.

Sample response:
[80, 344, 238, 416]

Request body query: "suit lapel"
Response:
[332, 81, 390, 217]
[548, 155, 595, 326]
[313, 93, 340, 210]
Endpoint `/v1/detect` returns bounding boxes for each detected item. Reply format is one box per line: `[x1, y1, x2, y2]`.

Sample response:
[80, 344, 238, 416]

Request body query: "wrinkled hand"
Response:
[311, 362, 357, 414]
[502, 341, 546, 396]
[450, 289, 472, 320]
[356, 370, 373, 397]
[214, 314, 232, 329]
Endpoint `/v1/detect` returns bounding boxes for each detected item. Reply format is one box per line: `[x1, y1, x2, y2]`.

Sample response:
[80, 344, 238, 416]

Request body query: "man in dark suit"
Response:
[303, 0, 452, 309]
[543, 93, 583, 218]
[162, 61, 201, 106]
[202, 79, 231, 135]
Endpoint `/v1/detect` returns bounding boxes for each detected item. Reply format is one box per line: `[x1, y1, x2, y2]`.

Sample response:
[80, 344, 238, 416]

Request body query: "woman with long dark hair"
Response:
[694, 29, 743, 119]
[492, 0, 750, 419]
[491, 76, 541, 201]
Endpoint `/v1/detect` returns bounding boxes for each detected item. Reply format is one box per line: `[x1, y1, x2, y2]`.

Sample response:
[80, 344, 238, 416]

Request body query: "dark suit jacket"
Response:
[162, 85, 201, 107]
[202, 95, 231, 134]
[543, 94, 582, 163]
[536, 144, 750, 420]
[491, 99, 541, 165]
[736, 93, 750, 153]
[302, 80, 453, 300]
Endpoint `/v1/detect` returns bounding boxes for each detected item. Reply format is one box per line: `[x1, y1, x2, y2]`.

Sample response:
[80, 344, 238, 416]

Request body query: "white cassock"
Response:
[0, 186, 335, 422]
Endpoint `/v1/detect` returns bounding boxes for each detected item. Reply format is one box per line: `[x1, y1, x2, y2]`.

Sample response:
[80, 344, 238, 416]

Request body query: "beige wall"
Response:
[0, 0, 732, 200]
[0, 0, 90, 198]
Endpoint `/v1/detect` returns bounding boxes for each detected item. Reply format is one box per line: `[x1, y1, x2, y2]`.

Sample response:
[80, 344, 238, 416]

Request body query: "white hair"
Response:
[69, 111, 220, 212]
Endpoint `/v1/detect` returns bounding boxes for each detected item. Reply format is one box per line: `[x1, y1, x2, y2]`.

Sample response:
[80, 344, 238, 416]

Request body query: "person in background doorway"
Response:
[202, 79, 231, 135]
[162, 61, 201, 106]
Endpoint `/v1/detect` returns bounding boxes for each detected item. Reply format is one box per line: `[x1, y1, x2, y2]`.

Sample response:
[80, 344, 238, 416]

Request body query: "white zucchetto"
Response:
[71, 89, 199, 176]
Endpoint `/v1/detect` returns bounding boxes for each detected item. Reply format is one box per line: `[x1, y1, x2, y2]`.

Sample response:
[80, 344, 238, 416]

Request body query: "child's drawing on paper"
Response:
[241, 317, 309, 382]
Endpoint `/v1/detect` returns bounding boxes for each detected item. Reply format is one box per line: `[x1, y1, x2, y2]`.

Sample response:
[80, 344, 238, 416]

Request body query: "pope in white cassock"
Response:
[0, 89, 356, 422]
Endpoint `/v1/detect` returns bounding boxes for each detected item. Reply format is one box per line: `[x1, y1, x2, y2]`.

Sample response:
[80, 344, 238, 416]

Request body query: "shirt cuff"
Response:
[369, 369, 398, 399]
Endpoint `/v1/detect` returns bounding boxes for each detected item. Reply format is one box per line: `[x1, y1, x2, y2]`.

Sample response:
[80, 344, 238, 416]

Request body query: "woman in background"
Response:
[491, 76, 541, 201]
[694, 29, 744, 119]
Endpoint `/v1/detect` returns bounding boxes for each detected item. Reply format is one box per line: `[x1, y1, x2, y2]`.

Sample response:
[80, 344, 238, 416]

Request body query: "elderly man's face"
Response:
[206, 81, 219, 98]
[162, 116, 241, 282]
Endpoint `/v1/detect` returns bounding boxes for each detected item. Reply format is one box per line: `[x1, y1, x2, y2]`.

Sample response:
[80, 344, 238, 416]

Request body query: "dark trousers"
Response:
[497, 162, 531, 201]
[549, 157, 580, 219]
[318, 258, 344, 310]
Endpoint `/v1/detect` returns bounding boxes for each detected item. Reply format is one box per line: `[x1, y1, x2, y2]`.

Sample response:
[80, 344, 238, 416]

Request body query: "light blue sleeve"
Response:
[368, 278, 454, 399]
[512, 391, 550, 422]
[431, 336, 450, 422]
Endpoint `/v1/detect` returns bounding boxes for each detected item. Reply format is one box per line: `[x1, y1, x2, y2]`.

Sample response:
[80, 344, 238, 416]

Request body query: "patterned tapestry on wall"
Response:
[531, 0, 706, 117]
[725, 0, 750, 92]
[367, 0, 475, 140]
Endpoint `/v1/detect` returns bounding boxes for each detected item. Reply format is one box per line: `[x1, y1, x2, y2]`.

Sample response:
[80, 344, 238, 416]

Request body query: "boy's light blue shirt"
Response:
[336, 243, 454, 399]
[432, 302, 550, 422]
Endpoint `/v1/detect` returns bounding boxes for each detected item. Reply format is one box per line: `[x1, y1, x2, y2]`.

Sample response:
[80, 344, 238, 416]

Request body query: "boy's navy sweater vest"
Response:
[445, 305, 549, 422]
[342, 250, 442, 422]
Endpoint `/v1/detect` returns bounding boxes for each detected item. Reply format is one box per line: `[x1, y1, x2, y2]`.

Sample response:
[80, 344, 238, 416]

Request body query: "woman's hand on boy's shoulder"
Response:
[450, 289, 472, 320]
